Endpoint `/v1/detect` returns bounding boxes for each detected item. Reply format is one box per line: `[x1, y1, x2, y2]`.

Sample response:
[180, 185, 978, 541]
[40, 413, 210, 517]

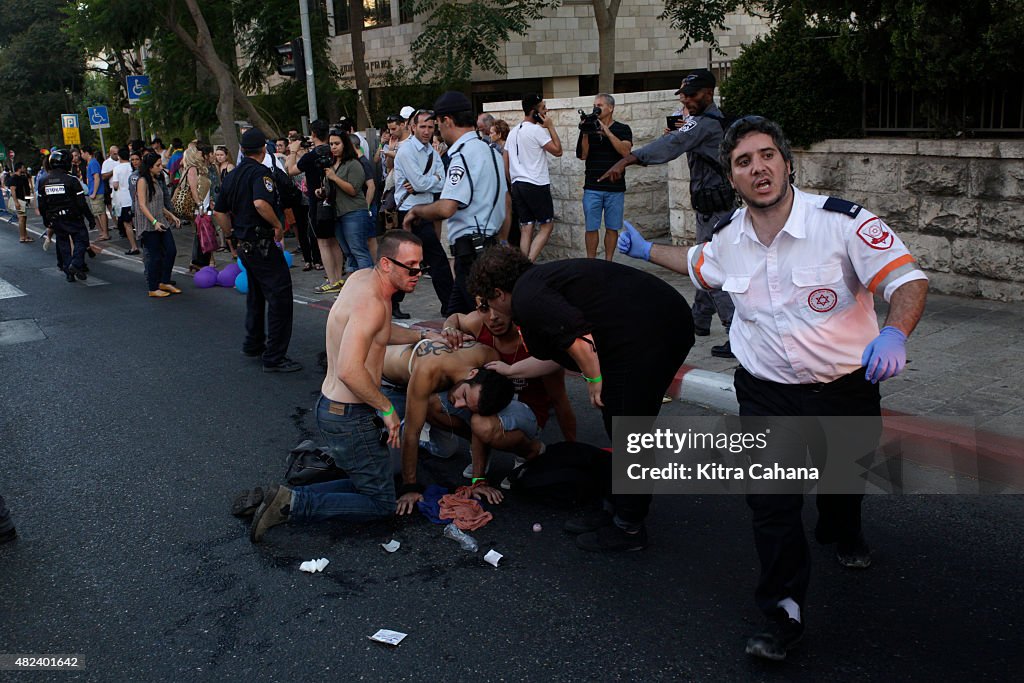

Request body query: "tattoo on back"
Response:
[414, 339, 477, 357]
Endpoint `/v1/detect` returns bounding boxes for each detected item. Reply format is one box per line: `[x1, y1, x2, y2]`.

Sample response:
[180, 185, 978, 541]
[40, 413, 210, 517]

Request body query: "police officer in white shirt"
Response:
[394, 109, 453, 313]
[403, 91, 508, 314]
[617, 116, 929, 662]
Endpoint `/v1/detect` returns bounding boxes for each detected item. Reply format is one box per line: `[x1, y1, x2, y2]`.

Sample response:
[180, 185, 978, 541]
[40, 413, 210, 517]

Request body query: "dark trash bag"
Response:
[285, 439, 348, 486]
[509, 441, 611, 508]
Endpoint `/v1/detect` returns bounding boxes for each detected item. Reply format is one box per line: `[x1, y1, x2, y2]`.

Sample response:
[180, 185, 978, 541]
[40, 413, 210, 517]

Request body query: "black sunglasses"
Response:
[386, 115, 405, 123]
[385, 256, 429, 277]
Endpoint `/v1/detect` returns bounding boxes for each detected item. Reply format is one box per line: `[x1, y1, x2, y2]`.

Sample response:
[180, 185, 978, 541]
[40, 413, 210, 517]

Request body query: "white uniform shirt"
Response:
[506, 121, 552, 186]
[687, 187, 927, 385]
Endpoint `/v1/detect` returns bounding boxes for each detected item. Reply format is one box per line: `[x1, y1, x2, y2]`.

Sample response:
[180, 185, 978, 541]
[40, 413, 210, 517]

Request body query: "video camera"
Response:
[311, 143, 333, 169]
[578, 107, 602, 133]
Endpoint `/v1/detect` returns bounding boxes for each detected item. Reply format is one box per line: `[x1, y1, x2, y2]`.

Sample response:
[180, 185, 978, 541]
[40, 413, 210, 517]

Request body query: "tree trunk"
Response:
[592, 0, 622, 95]
[165, 0, 278, 158]
[349, 1, 373, 128]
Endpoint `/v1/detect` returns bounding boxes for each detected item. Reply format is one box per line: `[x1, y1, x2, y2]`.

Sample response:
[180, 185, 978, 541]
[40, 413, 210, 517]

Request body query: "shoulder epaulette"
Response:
[712, 210, 737, 234]
[822, 196, 863, 218]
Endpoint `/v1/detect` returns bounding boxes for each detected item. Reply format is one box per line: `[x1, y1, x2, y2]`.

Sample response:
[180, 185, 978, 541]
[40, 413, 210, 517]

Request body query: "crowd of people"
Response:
[7, 74, 930, 663]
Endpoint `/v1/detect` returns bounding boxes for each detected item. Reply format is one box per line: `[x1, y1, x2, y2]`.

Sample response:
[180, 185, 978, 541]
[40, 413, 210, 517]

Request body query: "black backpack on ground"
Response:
[509, 441, 611, 508]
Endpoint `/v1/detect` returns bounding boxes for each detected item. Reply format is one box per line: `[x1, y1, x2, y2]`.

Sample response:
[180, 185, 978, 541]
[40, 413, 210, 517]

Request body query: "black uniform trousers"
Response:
[734, 366, 880, 617]
[52, 219, 89, 273]
[599, 317, 694, 526]
[391, 212, 453, 314]
[0, 493, 13, 534]
[238, 241, 293, 366]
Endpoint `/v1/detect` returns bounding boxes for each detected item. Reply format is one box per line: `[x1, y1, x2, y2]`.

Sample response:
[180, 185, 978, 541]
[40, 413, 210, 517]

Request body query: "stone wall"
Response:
[484, 91, 685, 259]
[668, 139, 1024, 302]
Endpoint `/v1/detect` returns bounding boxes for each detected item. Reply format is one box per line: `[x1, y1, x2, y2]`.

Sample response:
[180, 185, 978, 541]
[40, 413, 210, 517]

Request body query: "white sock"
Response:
[777, 598, 801, 623]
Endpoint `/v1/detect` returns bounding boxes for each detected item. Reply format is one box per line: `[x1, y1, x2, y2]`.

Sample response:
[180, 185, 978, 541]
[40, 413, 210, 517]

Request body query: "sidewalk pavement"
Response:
[23, 214, 1024, 447]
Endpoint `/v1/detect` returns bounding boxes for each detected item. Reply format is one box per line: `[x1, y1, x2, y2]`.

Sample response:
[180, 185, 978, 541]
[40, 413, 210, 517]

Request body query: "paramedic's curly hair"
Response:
[468, 244, 534, 302]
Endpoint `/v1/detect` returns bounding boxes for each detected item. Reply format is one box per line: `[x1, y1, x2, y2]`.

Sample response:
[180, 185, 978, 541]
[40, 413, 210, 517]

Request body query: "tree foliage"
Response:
[408, 0, 561, 85]
[0, 0, 87, 155]
[719, 8, 860, 146]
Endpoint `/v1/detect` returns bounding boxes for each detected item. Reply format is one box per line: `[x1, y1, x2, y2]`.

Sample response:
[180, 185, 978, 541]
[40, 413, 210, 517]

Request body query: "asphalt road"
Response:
[1, 222, 1022, 682]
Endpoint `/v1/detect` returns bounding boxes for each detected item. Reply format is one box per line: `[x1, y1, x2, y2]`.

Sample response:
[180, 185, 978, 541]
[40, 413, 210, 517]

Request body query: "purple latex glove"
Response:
[616, 220, 652, 261]
[861, 326, 907, 384]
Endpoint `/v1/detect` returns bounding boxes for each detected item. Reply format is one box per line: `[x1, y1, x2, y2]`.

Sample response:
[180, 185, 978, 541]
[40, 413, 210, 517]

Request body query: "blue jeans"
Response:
[582, 189, 625, 232]
[140, 229, 177, 291]
[290, 395, 395, 522]
[335, 210, 373, 270]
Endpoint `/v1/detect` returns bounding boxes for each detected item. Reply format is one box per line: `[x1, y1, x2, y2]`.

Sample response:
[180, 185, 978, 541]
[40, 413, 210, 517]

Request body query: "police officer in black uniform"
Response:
[214, 129, 301, 373]
[37, 149, 96, 283]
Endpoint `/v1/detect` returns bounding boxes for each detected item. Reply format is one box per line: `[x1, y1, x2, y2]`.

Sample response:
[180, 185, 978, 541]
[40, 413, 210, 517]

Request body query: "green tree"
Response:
[407, 0, 561, 85]
[0, 0, 87, 155]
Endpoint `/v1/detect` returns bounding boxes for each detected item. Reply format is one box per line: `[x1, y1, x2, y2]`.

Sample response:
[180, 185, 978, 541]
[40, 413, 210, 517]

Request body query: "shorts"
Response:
[582, 189, 625, 232]
[511, 182, 554, 225]
[119, 207, 133, 224]
[87, 194, 105, 216]
[15, 203, 26, 217]
[436, 393, 541, 440]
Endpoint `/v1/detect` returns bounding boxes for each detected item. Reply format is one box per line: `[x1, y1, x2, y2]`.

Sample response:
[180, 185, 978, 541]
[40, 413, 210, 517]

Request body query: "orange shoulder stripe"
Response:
[868, 254, 915, 293]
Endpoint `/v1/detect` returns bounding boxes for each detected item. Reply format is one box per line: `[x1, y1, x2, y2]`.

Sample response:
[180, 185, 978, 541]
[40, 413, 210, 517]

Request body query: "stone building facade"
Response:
[327, 0, 769, 102]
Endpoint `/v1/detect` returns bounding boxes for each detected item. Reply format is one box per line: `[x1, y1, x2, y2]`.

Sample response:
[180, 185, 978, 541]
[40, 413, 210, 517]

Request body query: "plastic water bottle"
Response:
[443, 523, 478, 552]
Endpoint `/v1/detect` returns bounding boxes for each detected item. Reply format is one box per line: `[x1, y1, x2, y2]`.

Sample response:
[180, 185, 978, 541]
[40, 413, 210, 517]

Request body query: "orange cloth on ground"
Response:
[439, 484, 493, 531]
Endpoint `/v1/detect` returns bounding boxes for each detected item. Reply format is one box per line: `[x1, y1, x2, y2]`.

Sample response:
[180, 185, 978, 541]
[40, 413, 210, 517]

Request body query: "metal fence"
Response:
[863, 81, 1024, 135]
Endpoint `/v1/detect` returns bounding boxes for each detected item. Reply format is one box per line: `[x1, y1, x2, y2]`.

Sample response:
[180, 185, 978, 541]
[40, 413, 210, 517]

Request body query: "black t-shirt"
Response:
[576, 120, 633, 192]
[511, 259, 692, 373]
[296, 148, 326, 200]
[214, 158, 279, 241]
[9, 174, 30, 200]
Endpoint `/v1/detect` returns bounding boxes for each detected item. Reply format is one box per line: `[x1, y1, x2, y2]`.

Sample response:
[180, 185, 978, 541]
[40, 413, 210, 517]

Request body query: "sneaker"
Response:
[263, 358, 302, 373]
[249, 485, 292, 543]
[576, 523, 648, 552]
[314, 280, 344, 294]
[0, 527, 16, 544]
[662, 394, 673, 404]
[745, 608, 805, 661]
[711, 340, 735, 359]
[564, 509, 613, 534]
[836, 533, 872, 569]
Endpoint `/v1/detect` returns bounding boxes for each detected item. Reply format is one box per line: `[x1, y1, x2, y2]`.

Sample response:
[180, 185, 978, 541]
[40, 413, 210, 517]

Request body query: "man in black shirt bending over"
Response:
[576, 94, 633, 260]
[468, 245, 694, 553]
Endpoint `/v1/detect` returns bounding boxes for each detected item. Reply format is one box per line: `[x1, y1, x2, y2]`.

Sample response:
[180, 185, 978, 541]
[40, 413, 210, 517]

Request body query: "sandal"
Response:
[19, 237, 34, 243]
[230, 487, 264, 517]
[188, 264, 202, 273]
[313, 263, 324, 270]
[302, 262, 313, 272]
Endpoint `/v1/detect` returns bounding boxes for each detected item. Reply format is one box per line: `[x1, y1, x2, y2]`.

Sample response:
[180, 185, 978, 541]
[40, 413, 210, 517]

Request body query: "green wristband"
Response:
[582, 374, 602, 383]
[378, 403, 395, 417]
[471, 477, 488, 485]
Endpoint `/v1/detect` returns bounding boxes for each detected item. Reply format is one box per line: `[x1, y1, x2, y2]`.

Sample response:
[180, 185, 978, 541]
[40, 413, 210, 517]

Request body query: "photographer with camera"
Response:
[287, 119, 347, 294]
[599, 69, 736, 358]
[575, 94, 633, 260]
[506, 93, 562, 262]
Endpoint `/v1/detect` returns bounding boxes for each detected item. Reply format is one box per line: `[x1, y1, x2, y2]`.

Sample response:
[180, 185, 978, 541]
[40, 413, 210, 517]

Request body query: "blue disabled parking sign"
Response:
[88, 106, 110, 129]
[126, 75, 151, 104]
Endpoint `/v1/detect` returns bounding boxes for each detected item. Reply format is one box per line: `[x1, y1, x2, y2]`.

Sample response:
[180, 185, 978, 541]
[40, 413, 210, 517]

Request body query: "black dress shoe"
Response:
[563, 509, 613, 535]
[242, 348, 265, 358]
[836, 533, 872, 569]
[65, 270, 76, 283]
[392, 304, 411, 320]
[746, 608, 804, 661]
[576, 523, 647, 552]
[694, 325, 711, 337]
[711, 340, 735, 358]
[263, 358, 302, 373]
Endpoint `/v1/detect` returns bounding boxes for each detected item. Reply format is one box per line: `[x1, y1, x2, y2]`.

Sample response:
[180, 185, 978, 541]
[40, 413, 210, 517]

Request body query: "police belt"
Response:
[450, 233, 497, 260]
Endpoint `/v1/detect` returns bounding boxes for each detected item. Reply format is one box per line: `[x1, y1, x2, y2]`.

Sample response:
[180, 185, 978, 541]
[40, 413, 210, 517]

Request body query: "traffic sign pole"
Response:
[98, 128, 106, 154]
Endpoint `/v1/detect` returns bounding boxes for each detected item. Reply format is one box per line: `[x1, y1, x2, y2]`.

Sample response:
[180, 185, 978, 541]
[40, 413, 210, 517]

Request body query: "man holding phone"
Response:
[506, 93, 562, 261]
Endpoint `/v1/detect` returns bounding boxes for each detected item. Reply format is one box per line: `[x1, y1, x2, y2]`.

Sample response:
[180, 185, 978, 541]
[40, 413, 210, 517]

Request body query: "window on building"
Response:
[333, 0, 392, 34]
[399, 0, 415, 24]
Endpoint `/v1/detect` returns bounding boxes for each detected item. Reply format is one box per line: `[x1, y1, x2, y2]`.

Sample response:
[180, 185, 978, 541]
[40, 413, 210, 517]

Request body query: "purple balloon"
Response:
[194, 266, 218, 289]
[217, 264, 241, 287]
